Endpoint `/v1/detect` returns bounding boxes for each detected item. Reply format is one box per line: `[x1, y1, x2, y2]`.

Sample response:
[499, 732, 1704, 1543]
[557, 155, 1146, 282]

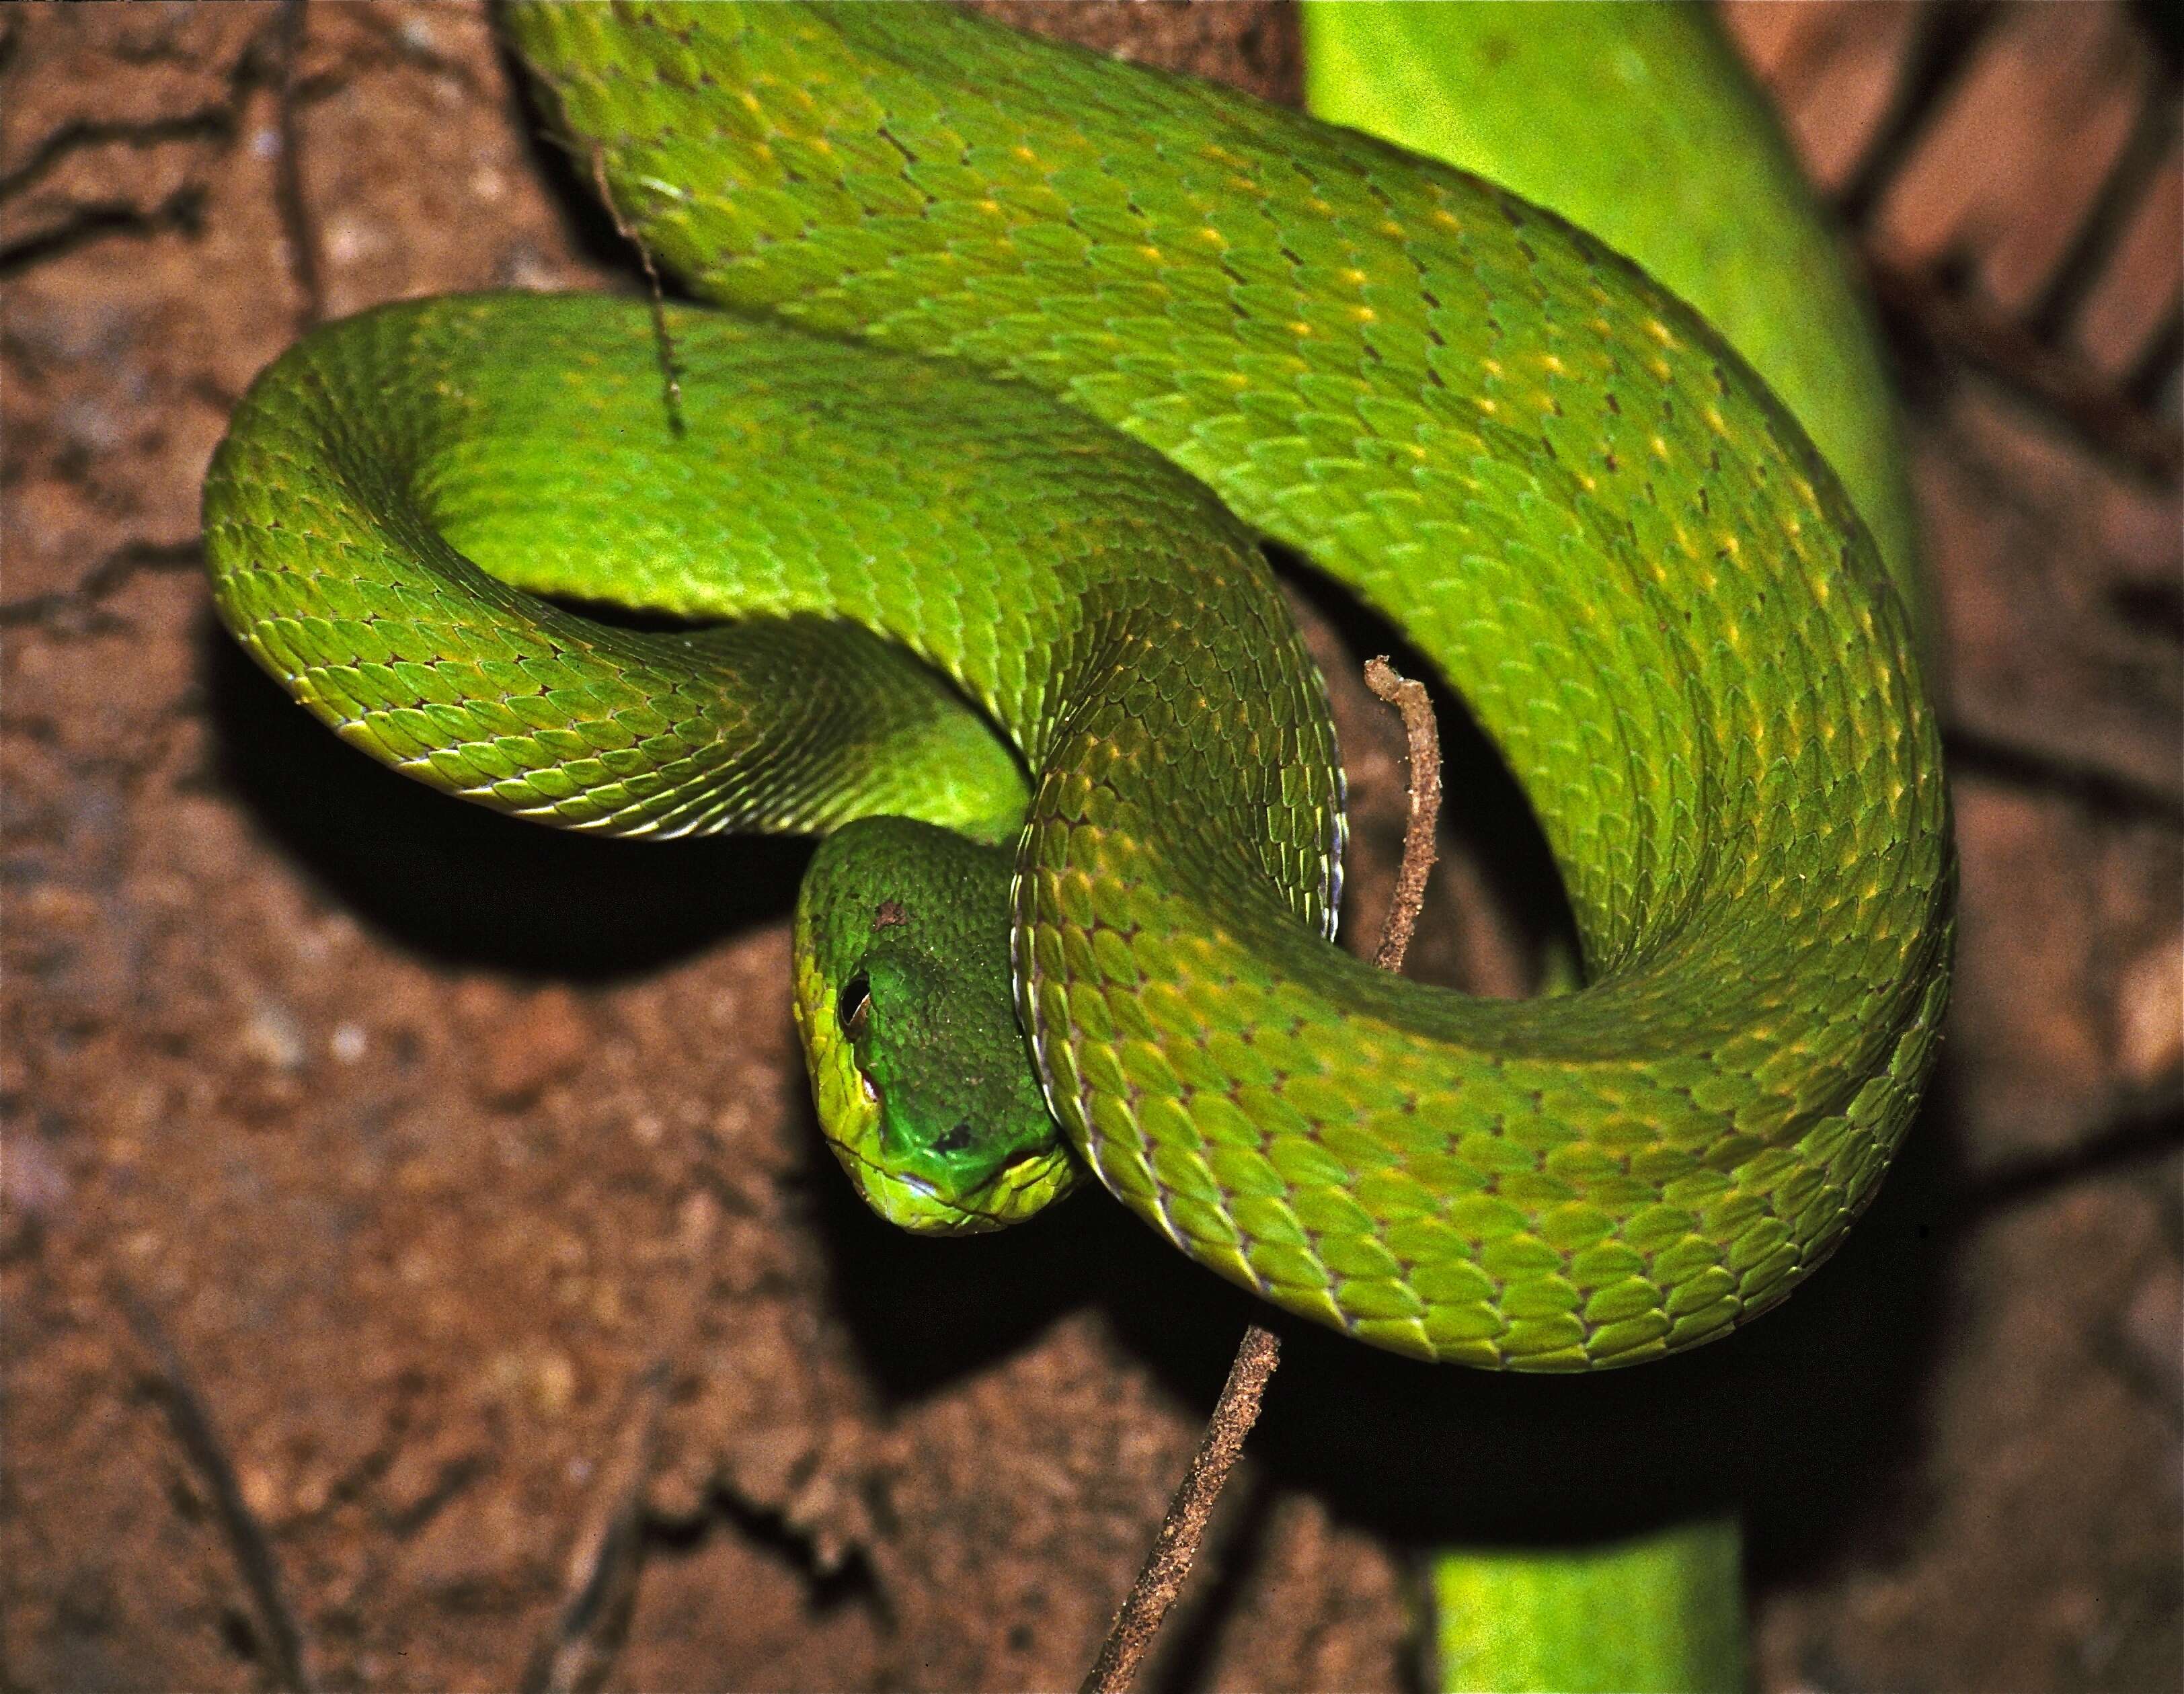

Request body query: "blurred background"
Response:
[3, 3, 2177, 1689]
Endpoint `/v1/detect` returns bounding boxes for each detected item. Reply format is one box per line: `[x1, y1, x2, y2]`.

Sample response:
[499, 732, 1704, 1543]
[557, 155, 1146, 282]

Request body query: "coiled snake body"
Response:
[204, 3, 1953, 1371]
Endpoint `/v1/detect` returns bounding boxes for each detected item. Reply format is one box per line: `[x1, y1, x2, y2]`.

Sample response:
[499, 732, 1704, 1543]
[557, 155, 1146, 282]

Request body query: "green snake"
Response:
[202, 1, 1953, 1376]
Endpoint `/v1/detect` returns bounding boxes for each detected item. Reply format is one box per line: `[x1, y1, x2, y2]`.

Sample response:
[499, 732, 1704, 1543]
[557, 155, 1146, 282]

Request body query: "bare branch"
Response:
[1363, 656, 1445, 973]
[111, 1279, 319, 1694]
[1077, 1326, 1281, 1694]
[516, 1192, 717, 1693]
[588, 144, 684, 437]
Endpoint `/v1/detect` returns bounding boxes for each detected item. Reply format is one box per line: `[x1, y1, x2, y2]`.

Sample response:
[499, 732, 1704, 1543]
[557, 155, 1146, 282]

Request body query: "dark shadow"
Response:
[641, 1480, 888, 1622]
[200, 609, 808, 979]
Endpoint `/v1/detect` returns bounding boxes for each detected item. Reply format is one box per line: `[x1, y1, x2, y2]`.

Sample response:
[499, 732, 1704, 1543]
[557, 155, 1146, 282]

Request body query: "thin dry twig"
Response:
[1077, 1326, 1282, 1694]
[1363, 657, 1445, 973]
[516, 1193, 719, 1694]
[110, 1277, 320, 1694]
[1079, 657, 1446, 1694]
[272, 0, 323, 330]
[588, 143, 684, 437]
[517, 1359, 676, 1694]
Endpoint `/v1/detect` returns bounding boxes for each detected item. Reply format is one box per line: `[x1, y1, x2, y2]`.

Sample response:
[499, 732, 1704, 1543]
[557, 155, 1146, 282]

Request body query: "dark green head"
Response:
[791, 816, 1078, 1234]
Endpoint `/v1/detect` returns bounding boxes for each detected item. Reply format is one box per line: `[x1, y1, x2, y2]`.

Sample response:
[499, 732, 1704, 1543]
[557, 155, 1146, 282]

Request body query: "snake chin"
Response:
[827, 1135, 1078, 1238]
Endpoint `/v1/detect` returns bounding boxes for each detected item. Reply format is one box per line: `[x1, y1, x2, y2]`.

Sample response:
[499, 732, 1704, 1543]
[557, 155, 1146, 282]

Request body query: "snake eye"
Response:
[837, 971, 872, 1043]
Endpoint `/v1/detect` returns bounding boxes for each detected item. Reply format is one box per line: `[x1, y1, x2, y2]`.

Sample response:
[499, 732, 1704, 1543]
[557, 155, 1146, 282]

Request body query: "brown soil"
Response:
[3, 3, 2177, 1690]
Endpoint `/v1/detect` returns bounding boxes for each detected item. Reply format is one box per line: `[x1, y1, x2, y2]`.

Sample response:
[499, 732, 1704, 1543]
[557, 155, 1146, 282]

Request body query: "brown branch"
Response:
[1363, 657, 1444, 973]
[110, 1278, 319, 1694]
[1079, 657, 1446, 1694]
[1077, 1326, 1282, 1694]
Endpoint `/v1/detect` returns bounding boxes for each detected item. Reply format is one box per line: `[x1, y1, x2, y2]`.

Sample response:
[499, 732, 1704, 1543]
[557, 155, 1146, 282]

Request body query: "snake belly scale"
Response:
[203, 1, 1955, 1371]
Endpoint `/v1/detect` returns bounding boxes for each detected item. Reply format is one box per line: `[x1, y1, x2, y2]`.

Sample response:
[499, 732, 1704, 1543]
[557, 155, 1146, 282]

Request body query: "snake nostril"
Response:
[934, 1120, 974, 1155]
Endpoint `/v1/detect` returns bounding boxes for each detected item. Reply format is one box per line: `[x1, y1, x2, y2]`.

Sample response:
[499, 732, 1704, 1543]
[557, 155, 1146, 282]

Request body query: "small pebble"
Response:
[240, 1001, 306, 1073]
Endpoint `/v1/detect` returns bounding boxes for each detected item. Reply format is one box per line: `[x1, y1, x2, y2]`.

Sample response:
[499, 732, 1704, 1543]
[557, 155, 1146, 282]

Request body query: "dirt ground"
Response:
[3, 3, 2178, 1690]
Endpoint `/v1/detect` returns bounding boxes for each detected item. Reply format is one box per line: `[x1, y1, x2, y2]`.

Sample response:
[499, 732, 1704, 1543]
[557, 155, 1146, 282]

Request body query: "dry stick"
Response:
[110, 1277, 320, 1694]
[517, 1195, 719, 1694]
[1079, 657, 1446, 1694]
[589, 144, 685, 437]
[1363, 657, 1444, 973]
[516, 1359, 676, 1694]
[272, 0, 324, 331]
[1077, 1323, 1282, 1694]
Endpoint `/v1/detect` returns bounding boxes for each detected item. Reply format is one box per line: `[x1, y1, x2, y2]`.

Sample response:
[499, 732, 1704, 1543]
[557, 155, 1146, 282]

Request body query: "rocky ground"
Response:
[3, 3, 2177, 1689]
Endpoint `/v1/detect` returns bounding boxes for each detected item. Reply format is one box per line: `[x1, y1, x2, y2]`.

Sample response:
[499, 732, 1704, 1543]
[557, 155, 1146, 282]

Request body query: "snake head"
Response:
[792, 817, 1079, 1234]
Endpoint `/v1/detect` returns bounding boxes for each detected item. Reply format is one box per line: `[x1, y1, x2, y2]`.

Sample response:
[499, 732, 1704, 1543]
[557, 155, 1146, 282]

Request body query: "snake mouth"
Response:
[828, 1137, 1001, 1234]
[826, 1134, 1068, 1235]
